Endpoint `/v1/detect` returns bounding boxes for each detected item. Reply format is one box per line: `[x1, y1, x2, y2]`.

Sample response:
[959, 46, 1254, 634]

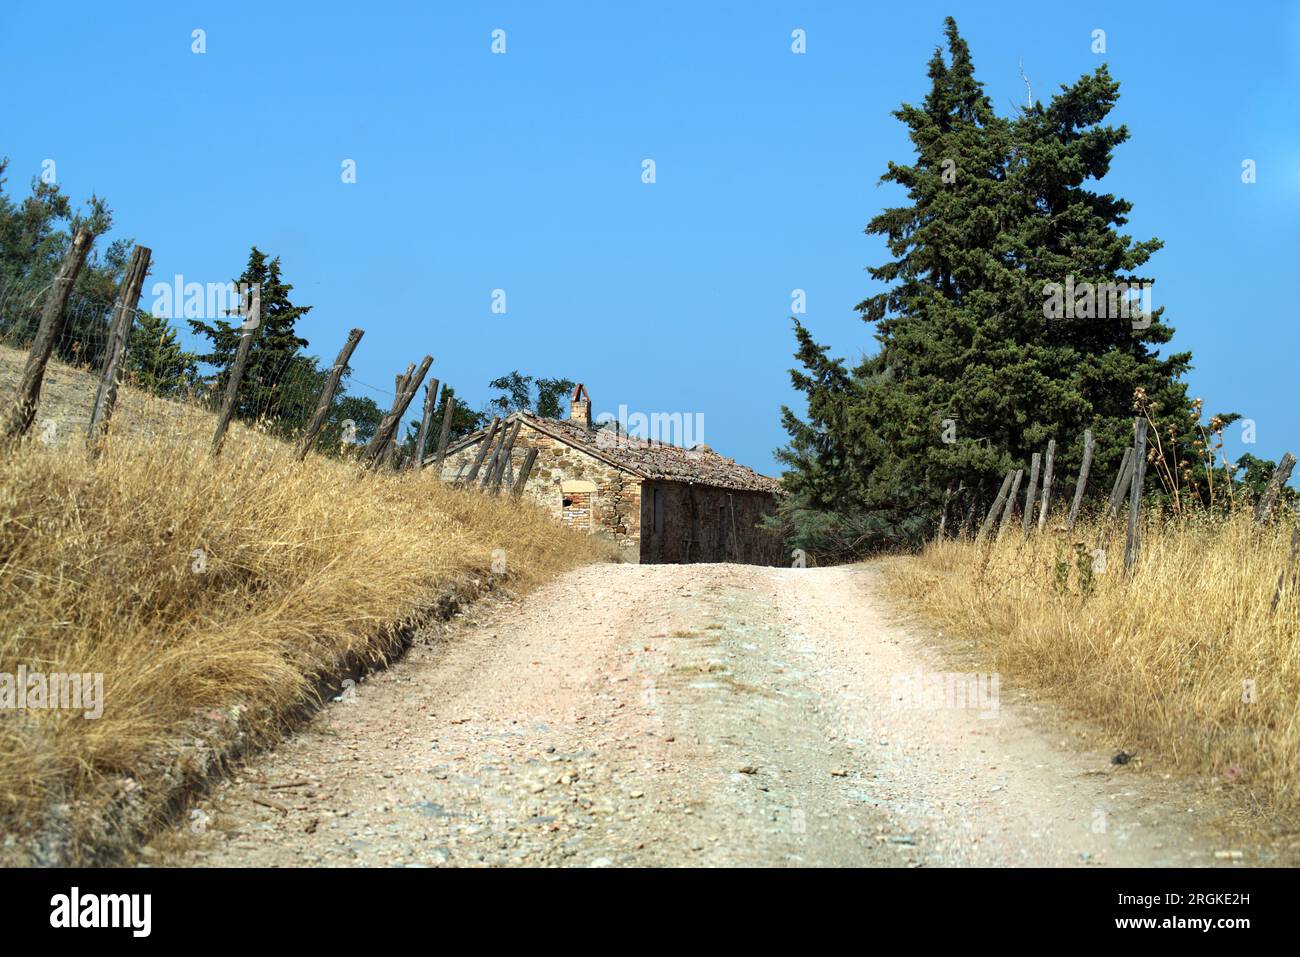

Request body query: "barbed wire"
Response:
[0, 273, 428, 460]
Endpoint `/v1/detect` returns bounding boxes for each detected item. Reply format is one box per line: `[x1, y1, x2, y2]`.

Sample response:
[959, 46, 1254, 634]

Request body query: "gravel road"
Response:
[152, 562, 1286, 868]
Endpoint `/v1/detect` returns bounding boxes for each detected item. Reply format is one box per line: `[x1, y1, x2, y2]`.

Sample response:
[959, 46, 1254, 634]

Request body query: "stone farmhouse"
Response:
[430, 385, 784, 564]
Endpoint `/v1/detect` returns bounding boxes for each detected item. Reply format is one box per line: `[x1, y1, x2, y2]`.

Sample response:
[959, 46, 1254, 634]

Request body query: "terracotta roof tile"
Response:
[441, 411, 783, 495]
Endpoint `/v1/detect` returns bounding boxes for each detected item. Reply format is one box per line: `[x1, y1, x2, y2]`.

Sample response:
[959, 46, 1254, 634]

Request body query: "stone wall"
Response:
[436, 423, 782, 564]
[437, 424, 643, 557]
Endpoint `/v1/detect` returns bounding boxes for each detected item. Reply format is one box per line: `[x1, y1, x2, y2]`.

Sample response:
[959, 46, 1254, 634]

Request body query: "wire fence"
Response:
[0, 272, 433, 464]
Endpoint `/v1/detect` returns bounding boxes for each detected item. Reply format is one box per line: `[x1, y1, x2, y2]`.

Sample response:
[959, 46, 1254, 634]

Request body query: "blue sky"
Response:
[2, 1, 1296, 476]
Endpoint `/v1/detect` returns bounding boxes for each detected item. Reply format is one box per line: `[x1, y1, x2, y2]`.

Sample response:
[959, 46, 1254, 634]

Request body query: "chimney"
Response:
[570, 383, 591, 429]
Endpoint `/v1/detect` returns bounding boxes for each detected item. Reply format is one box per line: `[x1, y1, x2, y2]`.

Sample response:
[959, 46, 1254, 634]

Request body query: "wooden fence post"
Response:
[937, 483, 955, 540]
[433, 395, 457, 467]
[1253, 452, 1296, 524]
[294, 327, 363, 461]
[490, 420, 522, 493]
[978, 470, 1015, 541]
[1124, 418, 1148, 575]
[961, 500, 978, 540]
[1000, 469, 1024, 531]
[1105, 447, 1135, 518]
[1270, 519, 1300, 613]
[381, 366, 413, 469]
[1037, 439, 1056, 531]
[210, 293, 261, 455]
[2, 227, 95, 442]
[479, 417, 512, 489]
[511, 447, 539, 497]
[1066, 429, 1094, 531]
[383, 368, 413, 470]
[460, 417, 499, 485]
[1022, 452, 1041, 535]
[409, 378, 440, 471]
[88, 244, 152, 454]
[364, 357, 431, 468]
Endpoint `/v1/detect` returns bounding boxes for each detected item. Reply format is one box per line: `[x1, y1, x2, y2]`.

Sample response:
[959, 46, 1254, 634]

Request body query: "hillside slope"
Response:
[0, 353, 611, 864]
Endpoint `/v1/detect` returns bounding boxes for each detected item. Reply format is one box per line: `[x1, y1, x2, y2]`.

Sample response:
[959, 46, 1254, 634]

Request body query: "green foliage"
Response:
[776, 18, 1223, 560]
[437, 384, 486, 439]
[324, 392, 384, 454]
[187, 246, 311, 422]
[1235, 454, 1298, 509]
[486, 370, 575, 419]
[128, 308, 199, 396]
[0, 158, 127, 365]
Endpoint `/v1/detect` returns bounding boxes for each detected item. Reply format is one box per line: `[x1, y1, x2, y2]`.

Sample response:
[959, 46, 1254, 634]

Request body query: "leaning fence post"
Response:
[1037, 439, 1056, 531]
[479, 417, 513, 489]
[1253, 452, 1296, 524]
[295, 327, 364, 461]
[88, 244, 152, 454]
[383, 368, 414, 470]
[460, 417, 499, 485]
[365, 357, 431, 469]
[1270, 518, 1300, 613]
[490, 420, 523, 493]
[1105, 447, 1135, 518]
[409, 378, 440, 471]
[1066, 429, 1094, 531]
[511, 447, 539, 497]
[1000, 469, 1024, 531]
[433, 395, 457, 467]
[1124, 418, 1148, 575]
[211, 289, 261, 456]
[2, 227, 95, 442]
[1021, 453, 1041, 535]
[978, 470, 1015, 541]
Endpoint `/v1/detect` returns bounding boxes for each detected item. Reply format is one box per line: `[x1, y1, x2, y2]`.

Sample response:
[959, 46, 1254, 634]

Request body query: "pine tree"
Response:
[778, 18, 1010, 554]
[128, 309, 198, 396]
[188, 247, 311, 421]
[777, 18, 1213, 558]
[998, 65, 1196, 492]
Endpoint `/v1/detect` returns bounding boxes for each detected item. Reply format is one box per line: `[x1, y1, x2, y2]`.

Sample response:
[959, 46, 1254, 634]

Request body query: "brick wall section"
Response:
[561, 490, 591, 531]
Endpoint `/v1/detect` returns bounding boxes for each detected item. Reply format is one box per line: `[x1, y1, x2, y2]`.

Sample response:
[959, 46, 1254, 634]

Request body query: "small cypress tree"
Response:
[128, 309, 198, 396]
[188, 247, 311, 421]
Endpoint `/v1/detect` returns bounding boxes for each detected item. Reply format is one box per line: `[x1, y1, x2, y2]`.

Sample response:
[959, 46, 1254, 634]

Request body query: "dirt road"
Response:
[154, 563, 1272, 867]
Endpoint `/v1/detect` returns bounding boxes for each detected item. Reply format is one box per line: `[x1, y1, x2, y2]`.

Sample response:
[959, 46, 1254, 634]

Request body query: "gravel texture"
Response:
[150, 562, 1290, 868]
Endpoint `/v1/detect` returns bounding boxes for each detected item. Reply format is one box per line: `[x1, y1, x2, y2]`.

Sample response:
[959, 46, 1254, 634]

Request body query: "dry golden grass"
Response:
[0, 394, 610, 839]
[888, 512, 1300, 823]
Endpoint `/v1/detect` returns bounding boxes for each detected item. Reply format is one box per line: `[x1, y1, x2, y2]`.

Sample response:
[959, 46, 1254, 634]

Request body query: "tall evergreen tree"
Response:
[128, 309, 198, 396]
[777, 18, 1213, 558]
[188, 247, 311, 420]
[999, 65, 1195, 489]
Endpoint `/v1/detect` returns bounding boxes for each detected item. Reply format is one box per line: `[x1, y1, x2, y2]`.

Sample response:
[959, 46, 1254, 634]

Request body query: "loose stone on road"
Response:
[154, 563, 1271, 867]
